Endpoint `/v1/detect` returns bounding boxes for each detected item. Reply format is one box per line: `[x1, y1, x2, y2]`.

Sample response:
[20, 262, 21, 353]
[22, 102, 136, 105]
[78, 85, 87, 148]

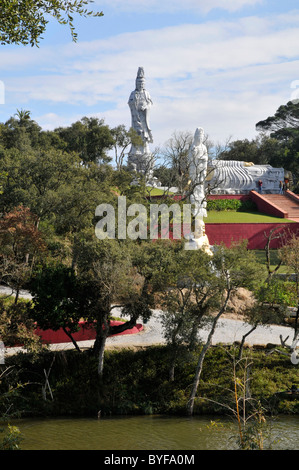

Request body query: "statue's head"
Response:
[194, 127, 204, 145]
[199, 218, 205, 234]
[136, 67, 145, 91]
[136, 78, 145, 91]
[194, 218, 205, 237]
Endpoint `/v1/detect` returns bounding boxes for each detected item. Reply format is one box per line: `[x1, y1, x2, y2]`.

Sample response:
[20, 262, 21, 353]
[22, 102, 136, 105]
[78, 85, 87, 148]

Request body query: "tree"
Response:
[55, 117, 114, 165]
[156, 129, 220, 203]
[46, 162, 114, 237]
[204, 354, 269, 450]
[256, 101, 299, 134]
[256, 101, 299, 190]
[15, 109, 31, 123]
[0, 147, 79, 220]
[1, 111, 42, 151]
[186, 242, 261, 416]
[217, 134, 284, 167]
[278, 234, 299, 357]
[279, 234, 299, 299]
[218, 138, 260, 164]
[0, 423, 22, 450]
[0, 0, 103, 47]
[0, 141, 115, 240]
[237, 301, 284, 360]
[0, 368, 23, 450]
[263, 226, 286, 282]
[0, 298, 42, 352]
[159, 247, 220, 381]
[231, 363, 268, 451]
[0, 171, 7, 195]
[73, 235, 152, 376]
[110, 125, 143, 171]
[29, 264, 82, 352]
[0, 206, 45, 303]
[157, 131, 193, 194]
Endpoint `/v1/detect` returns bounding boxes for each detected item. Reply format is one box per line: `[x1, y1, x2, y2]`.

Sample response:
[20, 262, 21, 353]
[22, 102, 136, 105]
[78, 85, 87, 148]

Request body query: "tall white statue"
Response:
[128, 67, 154, 176]
[186, 127, 212, 255]
[188, 127, 208, 219]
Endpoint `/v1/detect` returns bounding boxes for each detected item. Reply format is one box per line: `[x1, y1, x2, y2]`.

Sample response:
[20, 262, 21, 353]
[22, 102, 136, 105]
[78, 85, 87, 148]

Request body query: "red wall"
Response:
[34, 321, 143, 345]
[207, 194, 250, 201]
[158, 221, 299, 250]
[287, 190, 299, 204]
[205, 223, 299, 249]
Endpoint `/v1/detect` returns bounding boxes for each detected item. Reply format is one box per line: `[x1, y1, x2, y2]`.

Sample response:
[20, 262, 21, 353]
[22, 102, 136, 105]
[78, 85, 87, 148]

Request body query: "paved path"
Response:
[0, 286, 32, 299]
[48, 309, 295, 353]
[2, 289, 296, 356]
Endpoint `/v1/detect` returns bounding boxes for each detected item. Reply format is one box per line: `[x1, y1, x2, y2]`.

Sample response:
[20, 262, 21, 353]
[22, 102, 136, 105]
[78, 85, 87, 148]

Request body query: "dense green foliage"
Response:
[217, 101, 299, 192]
[206, 198, 257, 212]
[257, 279, 297, 307]
[0, 0, 103, 46]
[1, 346, 298, 418]
[0, 107, 298, 447]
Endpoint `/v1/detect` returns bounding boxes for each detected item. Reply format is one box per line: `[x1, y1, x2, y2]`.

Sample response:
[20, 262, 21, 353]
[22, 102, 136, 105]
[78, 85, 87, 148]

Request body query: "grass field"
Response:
[204, 210, 295, 224]
[146, 187, 174, 196]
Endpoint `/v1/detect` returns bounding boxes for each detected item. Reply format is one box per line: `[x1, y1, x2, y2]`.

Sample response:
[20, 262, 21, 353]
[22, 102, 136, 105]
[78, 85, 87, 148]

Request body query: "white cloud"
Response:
[36, 112, 75, 130]
[2, 10, 299, 147]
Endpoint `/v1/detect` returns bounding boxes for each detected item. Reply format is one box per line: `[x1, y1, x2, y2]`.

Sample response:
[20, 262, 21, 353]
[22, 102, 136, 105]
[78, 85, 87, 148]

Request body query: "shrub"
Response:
[256, 280, 297, 307]
[207, 199, 257, 212]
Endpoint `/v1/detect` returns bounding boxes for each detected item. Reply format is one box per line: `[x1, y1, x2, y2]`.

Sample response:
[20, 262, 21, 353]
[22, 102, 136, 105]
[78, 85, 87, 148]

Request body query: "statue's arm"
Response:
[144, 91, 153, 106]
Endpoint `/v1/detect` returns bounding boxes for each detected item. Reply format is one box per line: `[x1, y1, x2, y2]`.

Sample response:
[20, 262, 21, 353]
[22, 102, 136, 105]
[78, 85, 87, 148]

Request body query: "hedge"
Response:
[207, 199, 257, 212]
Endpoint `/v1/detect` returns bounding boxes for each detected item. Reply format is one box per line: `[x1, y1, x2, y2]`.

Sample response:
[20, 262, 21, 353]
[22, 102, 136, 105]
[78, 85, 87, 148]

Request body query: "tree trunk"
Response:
[238, 325, 257, 360]
[187, 292, 231, 416]
[169, 363, 175, 382]
[294, 304, 299, 337]
[62, 326, 81, 353]
[109, 318, 136, 335]
[93, 316, 110, 377]
[14, 289, 19, 305]
[186, 336, 212, 416]
[264, 227, 284, 282]
[169, 348, 178, 382]
[97, 333, 108, 377]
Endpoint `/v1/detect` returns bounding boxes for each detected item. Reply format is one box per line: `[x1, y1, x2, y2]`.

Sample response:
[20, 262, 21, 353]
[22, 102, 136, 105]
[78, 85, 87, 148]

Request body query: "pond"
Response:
[14, 414, 299, 451]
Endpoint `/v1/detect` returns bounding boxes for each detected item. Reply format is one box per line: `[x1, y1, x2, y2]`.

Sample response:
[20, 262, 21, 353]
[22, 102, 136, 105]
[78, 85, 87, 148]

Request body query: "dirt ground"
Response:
[154, 287, 256, 321]
[223, 287, 256, 320]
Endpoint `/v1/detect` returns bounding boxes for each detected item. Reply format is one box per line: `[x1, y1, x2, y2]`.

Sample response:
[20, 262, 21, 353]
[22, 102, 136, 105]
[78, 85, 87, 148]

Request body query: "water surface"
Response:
[15, 414, 299, 450]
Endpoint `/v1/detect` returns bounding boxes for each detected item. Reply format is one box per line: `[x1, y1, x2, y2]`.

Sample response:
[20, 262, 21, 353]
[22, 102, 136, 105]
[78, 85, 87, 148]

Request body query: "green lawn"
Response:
[146, 187, 173, 196]
[204, 210, 295, 224]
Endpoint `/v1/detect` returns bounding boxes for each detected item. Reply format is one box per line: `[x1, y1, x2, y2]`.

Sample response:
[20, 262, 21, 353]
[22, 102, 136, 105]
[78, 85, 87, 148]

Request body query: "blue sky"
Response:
[1, 0, 299, 154]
